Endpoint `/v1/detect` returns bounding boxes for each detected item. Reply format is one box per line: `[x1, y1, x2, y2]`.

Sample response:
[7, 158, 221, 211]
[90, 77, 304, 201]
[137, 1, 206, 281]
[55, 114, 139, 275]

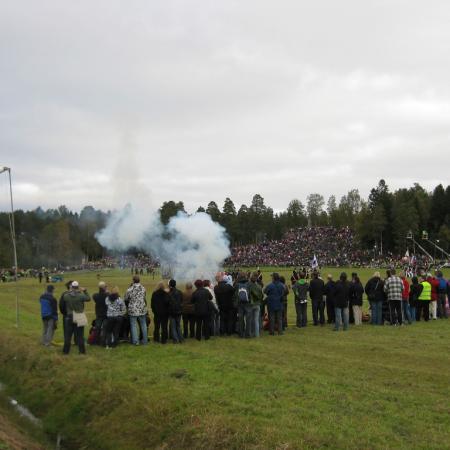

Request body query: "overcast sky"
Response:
[1, 0, 449, 213]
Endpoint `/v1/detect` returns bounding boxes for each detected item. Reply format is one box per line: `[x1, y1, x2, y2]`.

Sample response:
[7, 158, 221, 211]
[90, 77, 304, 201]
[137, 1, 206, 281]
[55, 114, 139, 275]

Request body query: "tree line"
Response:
[0, 180, 449, 268]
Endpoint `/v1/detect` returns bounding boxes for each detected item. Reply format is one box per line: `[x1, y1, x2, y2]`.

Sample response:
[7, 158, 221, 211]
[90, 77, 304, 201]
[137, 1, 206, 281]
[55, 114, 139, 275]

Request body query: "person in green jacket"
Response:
[62, 281, 91, 355]
[417, 276, 431, 322]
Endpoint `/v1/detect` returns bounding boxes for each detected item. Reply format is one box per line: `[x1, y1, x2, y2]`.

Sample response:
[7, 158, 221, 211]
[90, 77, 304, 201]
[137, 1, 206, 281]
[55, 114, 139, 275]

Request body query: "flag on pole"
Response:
[311, 254, 319, 269]
[405, 249, 410, 258]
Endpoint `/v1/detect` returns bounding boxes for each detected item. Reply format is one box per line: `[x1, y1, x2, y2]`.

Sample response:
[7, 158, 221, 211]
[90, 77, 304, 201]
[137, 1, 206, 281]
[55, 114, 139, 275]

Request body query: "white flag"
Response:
[405, 249, 410, 258]
[311, 254, 319, 269]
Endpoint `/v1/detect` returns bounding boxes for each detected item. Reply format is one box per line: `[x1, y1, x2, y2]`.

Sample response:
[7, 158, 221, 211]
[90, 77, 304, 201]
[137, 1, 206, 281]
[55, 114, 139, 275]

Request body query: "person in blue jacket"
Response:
[40, 285, 58, 346]
[263, 273, 285, 335]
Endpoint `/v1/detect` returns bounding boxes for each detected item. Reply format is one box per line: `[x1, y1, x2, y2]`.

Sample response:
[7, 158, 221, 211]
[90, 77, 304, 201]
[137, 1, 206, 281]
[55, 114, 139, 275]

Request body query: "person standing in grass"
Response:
[93, 281, 108, 346]
[365, 272, 384, 325]
[309, 270, 325, 326]
[427, 273, 439, 320]
[383, 269, 404, 326]
[125, 275, 148, 346]
[263, 273, 284, 335]
[280, 276, 290, 330]
[151, 281, 170, 344]
[400, 272, 412, 324]
[168, 279, 184, 344]
[293, 272, 309, 328]
[349, 276, 364, 326]
[436, 271, 448, 319]
[235, 273, 252, 338]
[324, 274, 335, 324]
[248, 272, 264, 337]
[214, 275, 235, 336]
[62, 281, 91, 355]
[39, 285, 58, 346]
[334, 272, 350, 331]
[416, 275, 431, 321]
[181, 282, 196, 339]
[104, 286, 126, 348]
[191, 279, 213, 340]
[409, 276, 422, 322]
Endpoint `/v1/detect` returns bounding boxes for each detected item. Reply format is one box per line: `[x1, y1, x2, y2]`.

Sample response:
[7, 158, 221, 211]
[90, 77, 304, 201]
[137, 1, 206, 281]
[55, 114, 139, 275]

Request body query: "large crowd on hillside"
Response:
[38, 267, 450, 354]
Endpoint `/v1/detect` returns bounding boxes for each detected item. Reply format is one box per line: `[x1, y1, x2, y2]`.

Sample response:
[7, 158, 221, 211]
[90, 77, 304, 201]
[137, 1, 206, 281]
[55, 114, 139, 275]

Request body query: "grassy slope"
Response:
[0, 268, 449, 450]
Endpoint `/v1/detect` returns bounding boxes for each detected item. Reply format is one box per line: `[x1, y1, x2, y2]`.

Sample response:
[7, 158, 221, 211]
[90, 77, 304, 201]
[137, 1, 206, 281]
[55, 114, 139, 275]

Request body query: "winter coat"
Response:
[349, 281, 364, 306]
[428, 277, 439, 301]
[93, 289, 108, 319]
[309, 278, 325, 301]
[248, 281, 264, 305]
[263, 281, 284, 312]
[125, 283, 148, 316]
[214, 281, 235, 311]
[324, 280, 336, 306]
[409, 283, 423, 306]
[40, 292, 58, 321]
[105, 294, 126, 317]
[364, 277, 385, 303]
[334, 280, 350, 308]
[151, 289, 170, 317]
[181, 290, 195, 315]
[293, 279, 309, 304]
[191, 287, 213, 316]
[168, 288, 183, 316]
[62, 289, 91, 315]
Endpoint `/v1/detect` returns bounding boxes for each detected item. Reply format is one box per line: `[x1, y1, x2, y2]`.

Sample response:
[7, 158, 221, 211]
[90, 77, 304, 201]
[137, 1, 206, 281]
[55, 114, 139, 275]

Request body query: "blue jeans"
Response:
[170, 315, 183, 343]
[334, 307, 349, 331]
[370, 301, 383, 325]
[251, 304, 261, 337]
[130, 315, 148, 345]
[238, 303, 253, 337]
[409, 306, 416, 323]
[402, 301, 412, 324]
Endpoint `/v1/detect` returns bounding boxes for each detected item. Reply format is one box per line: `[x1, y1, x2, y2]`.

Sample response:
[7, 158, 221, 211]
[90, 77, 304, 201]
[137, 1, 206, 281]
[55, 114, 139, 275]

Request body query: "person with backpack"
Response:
[235, 273, 252, 338]
[168, 279, 184, 344]
[365, 272, 385, 325]
[293, 272, 309, 328]
[263, 273, 285, 335]
[39, 285, 58, 346]
[436, 271, 448, 319]
[104, 286, 126, 348]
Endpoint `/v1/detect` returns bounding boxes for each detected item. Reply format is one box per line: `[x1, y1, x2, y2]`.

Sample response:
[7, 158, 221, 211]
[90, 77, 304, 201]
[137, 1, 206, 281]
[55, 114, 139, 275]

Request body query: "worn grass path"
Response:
[0, 268, 449, 449]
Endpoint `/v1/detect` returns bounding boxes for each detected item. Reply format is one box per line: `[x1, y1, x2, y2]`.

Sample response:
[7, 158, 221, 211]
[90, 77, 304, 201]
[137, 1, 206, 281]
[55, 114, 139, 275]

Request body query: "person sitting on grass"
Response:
[105, 286, 126, 348]
[39, 284, 58, 346]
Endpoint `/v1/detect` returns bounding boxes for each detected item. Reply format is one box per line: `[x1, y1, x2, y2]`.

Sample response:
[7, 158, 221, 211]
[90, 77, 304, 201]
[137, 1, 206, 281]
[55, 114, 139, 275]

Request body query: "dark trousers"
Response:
[170, 315, 183, 343]
[94, 317, 107, 346]
[282, 302, 288, 329]
[437, 293, 448, 318]
[268, 310, 282, 334]
[195, 315, 210, 340]
[311, 298, 325, 325]
[63, 316, 85, 354]
[182, 314, 196, 338]
[154, 315, 169, 343]
[326, 300, 335, 323]
[416, 301, 430, 321]
[220, 309, 235, 335]
[295, 302, 307, 327]
[105, 316, 123, 347]
[388, 300, 403, 325]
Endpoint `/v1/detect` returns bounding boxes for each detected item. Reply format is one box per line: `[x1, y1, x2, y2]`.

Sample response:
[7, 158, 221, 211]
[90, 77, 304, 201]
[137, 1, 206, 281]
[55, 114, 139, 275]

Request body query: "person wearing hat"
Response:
[39, 285, 58, 346]
[61, 281, 91, 354]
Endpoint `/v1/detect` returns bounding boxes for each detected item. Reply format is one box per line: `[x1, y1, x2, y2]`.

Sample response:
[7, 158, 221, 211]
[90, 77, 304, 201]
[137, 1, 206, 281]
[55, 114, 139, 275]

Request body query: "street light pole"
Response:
[0, 166, 19, 328]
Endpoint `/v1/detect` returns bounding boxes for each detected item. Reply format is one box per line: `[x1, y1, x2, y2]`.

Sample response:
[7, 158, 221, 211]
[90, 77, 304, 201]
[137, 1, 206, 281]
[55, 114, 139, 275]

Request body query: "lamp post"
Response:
[0, 166, 19, 328]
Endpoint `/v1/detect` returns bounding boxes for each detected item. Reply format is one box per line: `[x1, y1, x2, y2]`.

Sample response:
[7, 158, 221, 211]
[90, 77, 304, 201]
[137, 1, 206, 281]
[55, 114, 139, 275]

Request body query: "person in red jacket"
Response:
[427, 273, 439, 320]
[400, 272, 412, 324]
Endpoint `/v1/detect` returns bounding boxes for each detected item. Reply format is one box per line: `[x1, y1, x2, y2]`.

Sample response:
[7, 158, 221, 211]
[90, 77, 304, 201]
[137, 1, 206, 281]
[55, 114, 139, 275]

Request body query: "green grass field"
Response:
[0, 267, 449, 450]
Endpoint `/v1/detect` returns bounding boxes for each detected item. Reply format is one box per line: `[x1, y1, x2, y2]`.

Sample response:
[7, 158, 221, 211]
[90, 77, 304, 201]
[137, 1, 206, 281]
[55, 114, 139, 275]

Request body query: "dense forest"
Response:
[1, 180, 449, 268]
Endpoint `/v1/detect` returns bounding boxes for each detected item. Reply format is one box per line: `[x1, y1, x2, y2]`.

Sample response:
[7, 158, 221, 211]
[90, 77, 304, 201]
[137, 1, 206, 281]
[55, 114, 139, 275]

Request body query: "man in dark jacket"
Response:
[214, 276, 236, 336]
[40, 285, 58, 346]
[365, 272, 385, 325]
[62, 281, 91, 354]
[235, 273, 252, 338]
[309, 271, 325, 326]
[93, 281, 108, 345]
[151, 282, 170, 344]
[334, 272, 350, 331]
[168, 279, 183, 343]
[263, 273, 284, 335]
[191, 279, 213, 340]
[324, 274, 336, 324]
